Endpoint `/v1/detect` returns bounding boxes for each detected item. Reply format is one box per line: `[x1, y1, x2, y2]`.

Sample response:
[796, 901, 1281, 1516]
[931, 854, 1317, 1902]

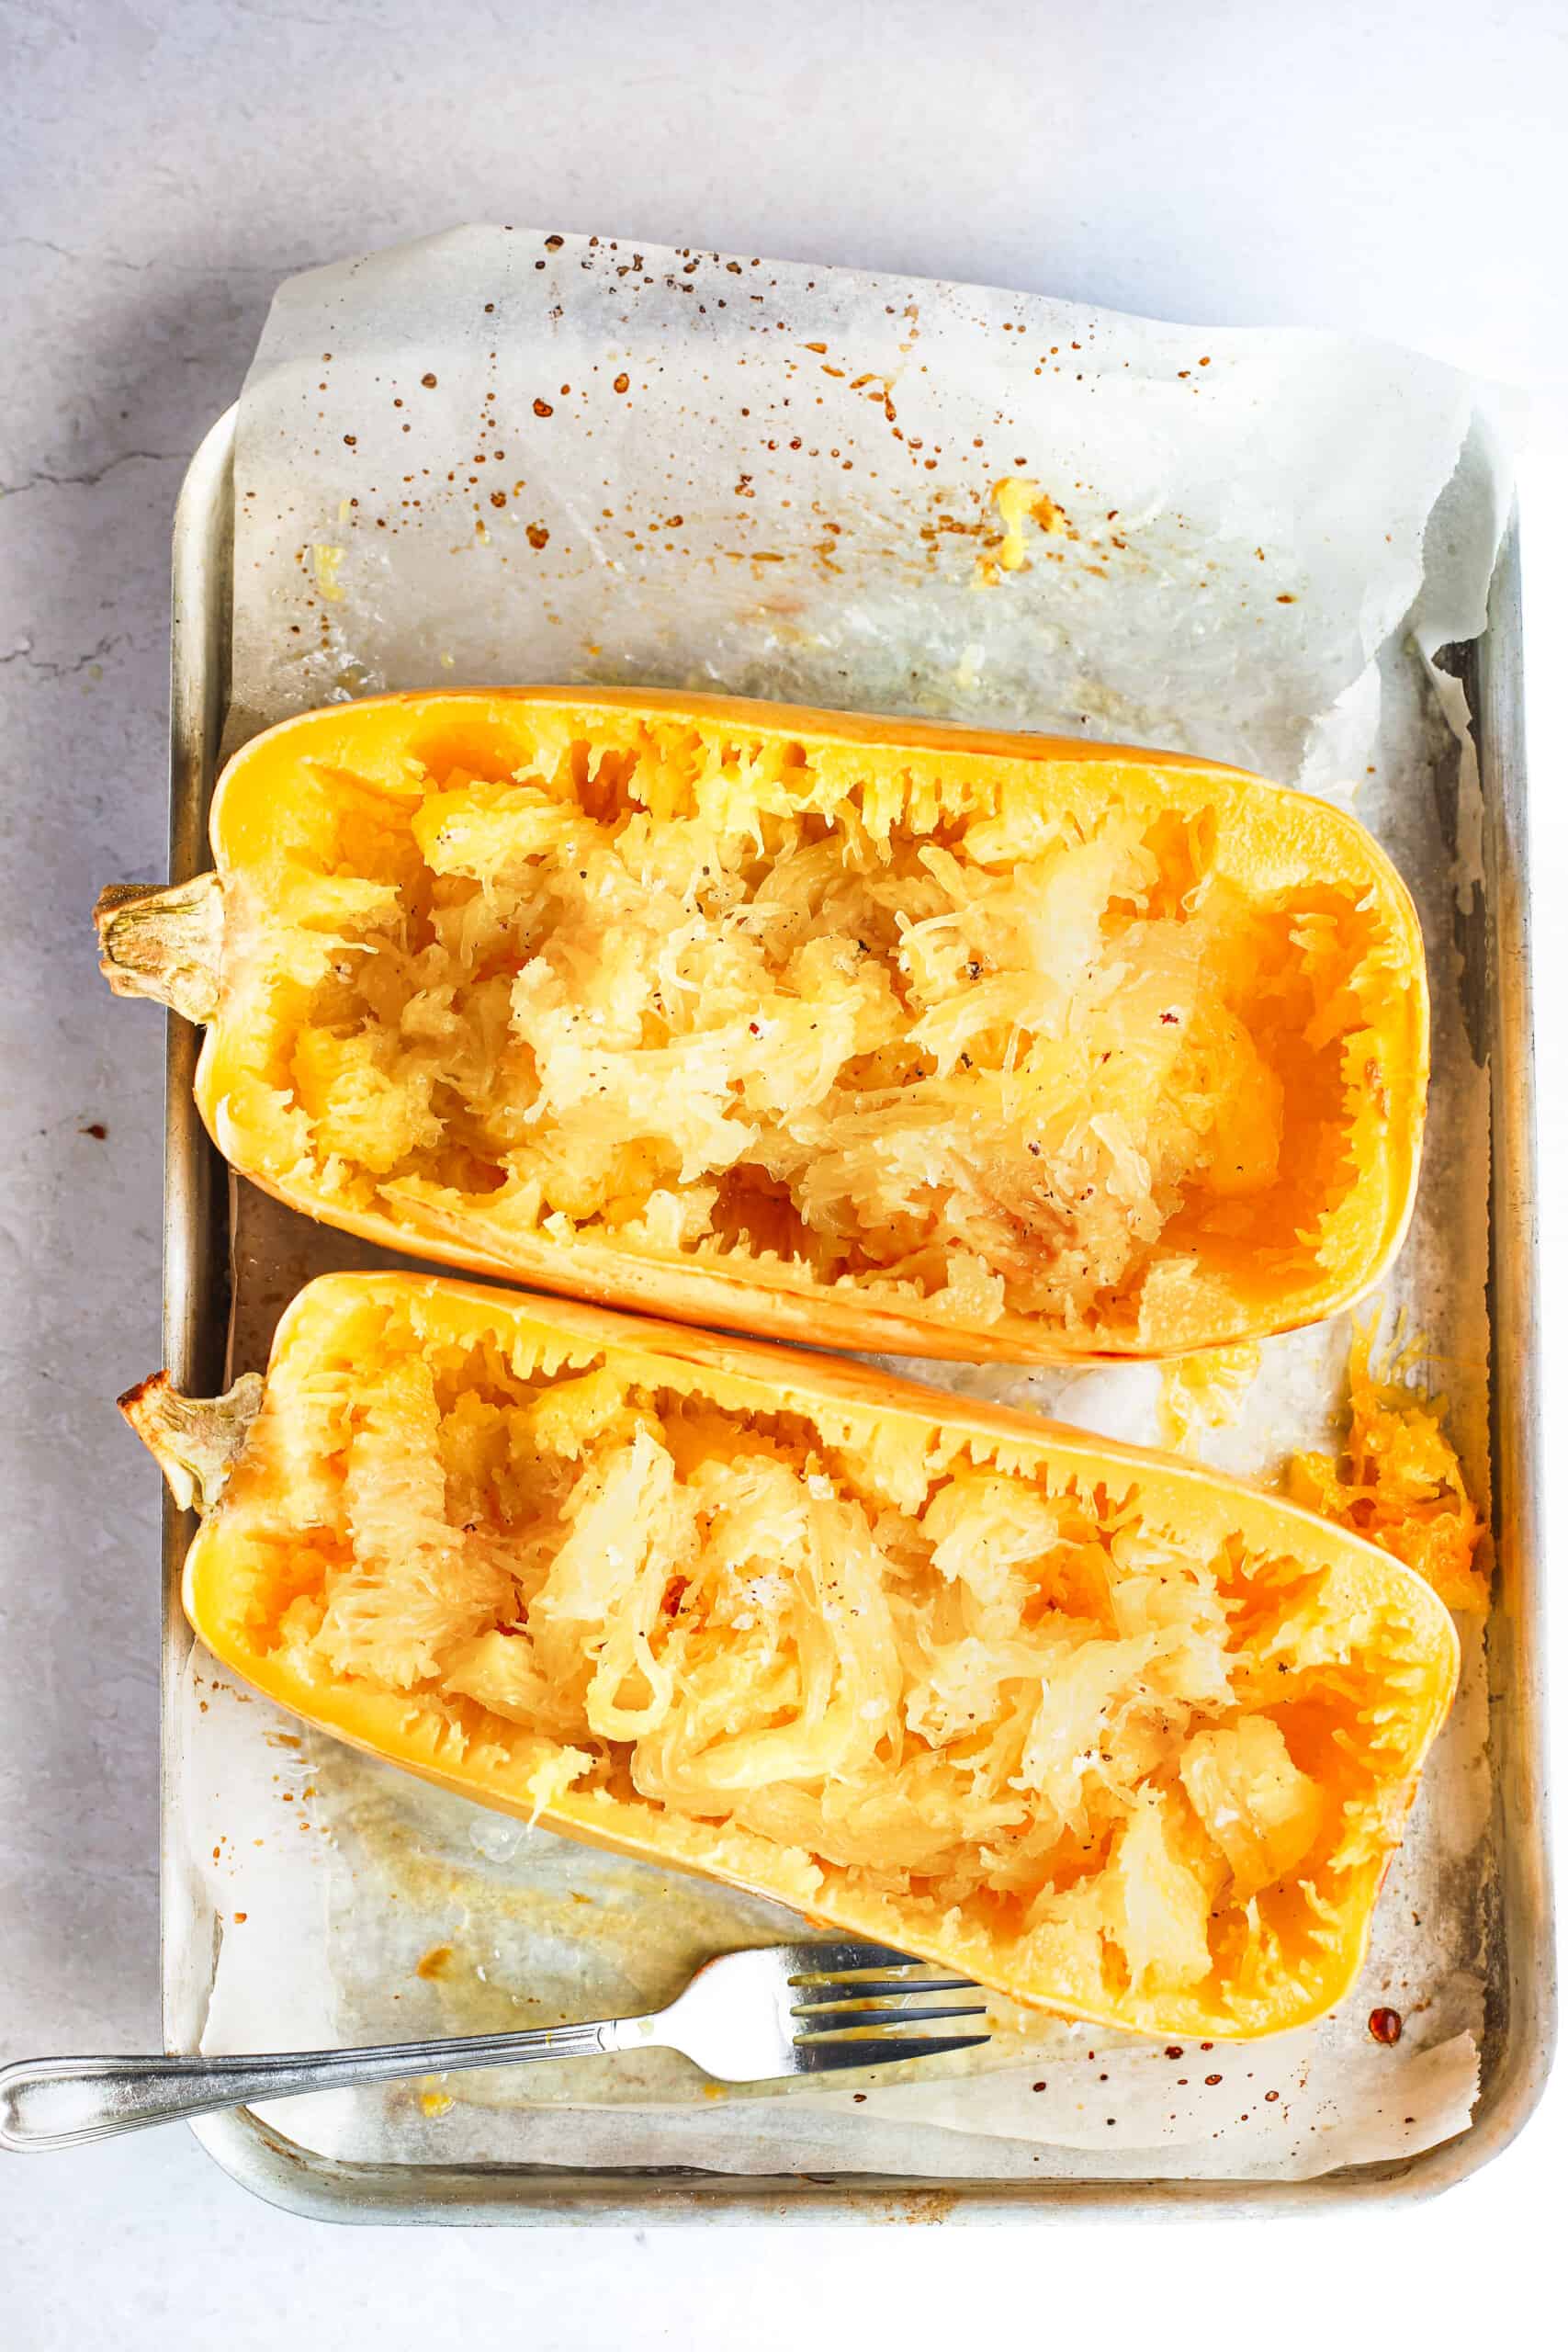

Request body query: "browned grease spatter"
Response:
[1369, 2007, 1404, 2045]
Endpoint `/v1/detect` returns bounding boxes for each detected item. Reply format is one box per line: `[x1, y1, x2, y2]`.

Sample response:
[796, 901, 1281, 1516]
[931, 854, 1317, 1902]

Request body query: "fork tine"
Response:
[792, 2033, 991, 2074]
[794, 2002, 989, 2032]
[783, 1939, 935, 1975]
[789, 1974, 977, 2003]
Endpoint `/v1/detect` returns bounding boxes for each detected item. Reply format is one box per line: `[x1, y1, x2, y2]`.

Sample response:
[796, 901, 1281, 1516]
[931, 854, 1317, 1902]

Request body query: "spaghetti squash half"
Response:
[127, 1272, 1458, 2040]
[97, 690, 1427, 1363]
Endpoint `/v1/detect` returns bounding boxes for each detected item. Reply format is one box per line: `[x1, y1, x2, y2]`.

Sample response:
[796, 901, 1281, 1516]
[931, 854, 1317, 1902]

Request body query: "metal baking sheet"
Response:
[153, 401, 1552, 2222]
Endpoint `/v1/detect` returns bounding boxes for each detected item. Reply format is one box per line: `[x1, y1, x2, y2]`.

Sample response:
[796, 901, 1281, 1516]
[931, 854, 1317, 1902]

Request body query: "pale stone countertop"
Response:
[3, 1, 1565, 2341]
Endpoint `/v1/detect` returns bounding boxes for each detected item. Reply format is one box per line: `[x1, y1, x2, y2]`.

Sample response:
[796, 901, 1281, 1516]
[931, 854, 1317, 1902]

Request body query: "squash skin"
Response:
[152, 1270, 1460, 2042]
[98, 688, 1429, 1365]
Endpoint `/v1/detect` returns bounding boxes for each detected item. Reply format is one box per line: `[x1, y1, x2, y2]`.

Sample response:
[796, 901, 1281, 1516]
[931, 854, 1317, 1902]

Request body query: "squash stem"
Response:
[119, 1371, 264, 1513]
[95, 873, 223, 1023]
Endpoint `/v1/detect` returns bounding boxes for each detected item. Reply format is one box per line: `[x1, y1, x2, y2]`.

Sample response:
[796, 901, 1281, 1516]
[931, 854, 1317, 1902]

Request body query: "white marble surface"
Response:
[3, 1, 1565, 2341]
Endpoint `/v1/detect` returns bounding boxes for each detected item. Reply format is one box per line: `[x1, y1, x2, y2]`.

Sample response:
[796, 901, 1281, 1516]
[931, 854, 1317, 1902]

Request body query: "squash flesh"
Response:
[141, 691, 1427, 1362]
[175, 1272, 1459, 2039]
[299, 775, 1301, 1331]
[1288, 1328, 1488, 1611]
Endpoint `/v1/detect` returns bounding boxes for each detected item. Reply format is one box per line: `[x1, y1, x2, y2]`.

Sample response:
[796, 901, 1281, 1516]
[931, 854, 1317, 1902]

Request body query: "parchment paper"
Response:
[180, 227, 1517, 2186]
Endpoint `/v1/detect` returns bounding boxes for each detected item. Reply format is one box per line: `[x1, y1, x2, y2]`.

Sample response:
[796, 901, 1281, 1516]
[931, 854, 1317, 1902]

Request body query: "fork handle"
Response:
[0, 2018, 655, 2152]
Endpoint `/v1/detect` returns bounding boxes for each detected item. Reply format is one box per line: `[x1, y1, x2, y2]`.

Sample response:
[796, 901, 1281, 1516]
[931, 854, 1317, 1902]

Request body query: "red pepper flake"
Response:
[525, 523, 550, 549]
[661, 1576, 690, 1616]
[1369, 2007, 1404, 2045]
[1204, 2074, 1223, 2086]
[1164, 2046, 1183, 2059]
[1276, 593, 1297, 605]
[421, 372, 438, 389]
[1032, 2081, 1047, 2092]
[81, 1121, 108, 1139]
[1265, 2089, 1280, 2102]
[232, 1912, 247, 1924]
[614, 372, 630, 394]
[852, 2091, 866, 2103]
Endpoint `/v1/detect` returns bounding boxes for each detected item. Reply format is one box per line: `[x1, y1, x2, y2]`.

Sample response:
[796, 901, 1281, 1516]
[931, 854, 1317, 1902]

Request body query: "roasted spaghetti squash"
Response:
[125, 1272, 1459, 2039]
[96, 690, 1427, 1363]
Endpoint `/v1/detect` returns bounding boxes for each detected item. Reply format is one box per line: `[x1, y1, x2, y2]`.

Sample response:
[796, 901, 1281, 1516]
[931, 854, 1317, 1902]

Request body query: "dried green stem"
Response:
[95, 873, 223, 1023]
[119, 1371, 264, 1513]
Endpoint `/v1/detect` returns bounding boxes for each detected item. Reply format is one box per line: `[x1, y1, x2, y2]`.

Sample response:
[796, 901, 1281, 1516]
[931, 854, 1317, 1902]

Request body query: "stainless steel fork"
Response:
[0, 1939, 988, 2151]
